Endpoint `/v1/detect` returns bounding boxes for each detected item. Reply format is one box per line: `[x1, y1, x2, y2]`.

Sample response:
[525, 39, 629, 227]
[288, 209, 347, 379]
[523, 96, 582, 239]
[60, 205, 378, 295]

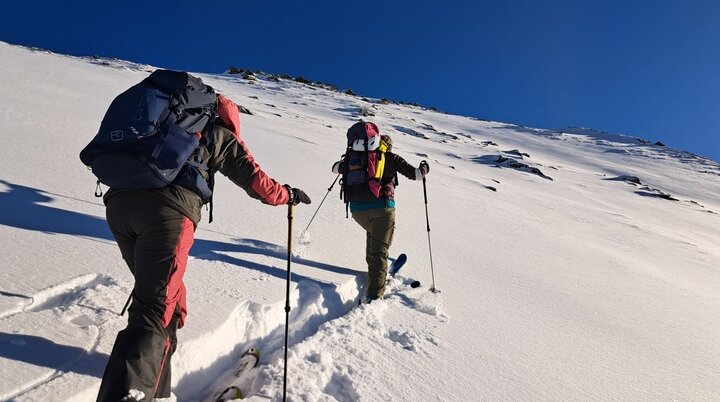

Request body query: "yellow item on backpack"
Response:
[374, 140, 389, 179]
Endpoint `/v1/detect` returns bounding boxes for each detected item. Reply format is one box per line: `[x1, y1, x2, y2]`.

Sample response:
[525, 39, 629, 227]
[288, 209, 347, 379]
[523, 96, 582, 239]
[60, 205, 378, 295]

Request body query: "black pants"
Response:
[97, 192, 194, 402]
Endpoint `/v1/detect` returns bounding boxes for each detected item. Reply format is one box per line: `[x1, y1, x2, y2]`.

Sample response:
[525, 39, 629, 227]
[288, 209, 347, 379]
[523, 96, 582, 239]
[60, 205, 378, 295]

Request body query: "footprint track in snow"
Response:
[0, 273, 118, 320]
[0, 274, 127, 401]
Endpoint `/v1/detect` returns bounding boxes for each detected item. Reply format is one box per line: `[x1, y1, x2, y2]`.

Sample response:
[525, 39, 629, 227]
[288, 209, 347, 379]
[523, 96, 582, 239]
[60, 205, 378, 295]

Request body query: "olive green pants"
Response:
[351, 207, 395, 299]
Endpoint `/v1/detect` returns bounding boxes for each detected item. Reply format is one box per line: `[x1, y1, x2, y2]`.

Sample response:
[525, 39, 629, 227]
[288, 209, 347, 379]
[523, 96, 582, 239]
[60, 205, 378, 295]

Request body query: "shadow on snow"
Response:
[0, 179, 362, 382]
[0, 179, 355, 282]
[0, 332, 109, 378]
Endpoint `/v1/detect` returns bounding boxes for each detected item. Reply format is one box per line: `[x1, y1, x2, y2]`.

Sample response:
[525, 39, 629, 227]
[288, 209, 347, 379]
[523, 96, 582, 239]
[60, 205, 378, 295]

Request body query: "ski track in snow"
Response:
[0, 273, 99, 320]
[0, 273, 129, 401]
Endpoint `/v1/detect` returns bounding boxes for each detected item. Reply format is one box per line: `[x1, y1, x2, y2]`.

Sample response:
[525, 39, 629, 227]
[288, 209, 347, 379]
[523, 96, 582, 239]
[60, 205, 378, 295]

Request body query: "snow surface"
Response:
[1, 41, 719, 401]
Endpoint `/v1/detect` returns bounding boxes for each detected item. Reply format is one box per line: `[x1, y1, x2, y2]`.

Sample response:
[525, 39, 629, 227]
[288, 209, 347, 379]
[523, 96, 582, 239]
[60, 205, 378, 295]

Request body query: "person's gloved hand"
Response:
[285, 185, 312, 205]
[419, 160, 430, 177]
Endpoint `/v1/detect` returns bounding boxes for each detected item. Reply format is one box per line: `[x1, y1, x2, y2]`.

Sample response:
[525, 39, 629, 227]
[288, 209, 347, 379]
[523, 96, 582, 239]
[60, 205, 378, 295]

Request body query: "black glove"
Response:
[285, 185, 312, 205]
[419, 160, 430, 176]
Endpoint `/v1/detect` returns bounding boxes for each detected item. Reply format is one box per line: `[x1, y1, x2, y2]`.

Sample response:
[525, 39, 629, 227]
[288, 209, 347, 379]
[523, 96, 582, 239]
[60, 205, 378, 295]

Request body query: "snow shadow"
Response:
[0, 180, 356, 284]
[603, 176, 679, 201]
[0, 332, 108, 378]
[634, 190, 679, 201]
[333, 106, 363, 118]
[192, 238, 360, 284]
[472, 154, 553, 180]
[392, 125, 430, 139]
[0, 291, 31, 300]
[0, 179, 114, 241]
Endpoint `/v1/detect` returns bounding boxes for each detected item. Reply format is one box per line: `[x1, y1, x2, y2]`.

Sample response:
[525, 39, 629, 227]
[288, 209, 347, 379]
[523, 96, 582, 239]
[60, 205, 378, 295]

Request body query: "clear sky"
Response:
[2, 0, 719, 161]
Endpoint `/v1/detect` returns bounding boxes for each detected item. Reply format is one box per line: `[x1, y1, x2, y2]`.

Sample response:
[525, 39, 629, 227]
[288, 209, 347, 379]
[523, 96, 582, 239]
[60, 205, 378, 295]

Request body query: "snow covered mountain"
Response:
[1, 41, 719, 401]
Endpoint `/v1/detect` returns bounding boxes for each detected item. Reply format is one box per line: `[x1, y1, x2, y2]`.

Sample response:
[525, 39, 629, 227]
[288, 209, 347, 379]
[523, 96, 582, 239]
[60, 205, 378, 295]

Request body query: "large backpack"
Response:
[79, 69, 217, 200]
[341, 121, 389, 205]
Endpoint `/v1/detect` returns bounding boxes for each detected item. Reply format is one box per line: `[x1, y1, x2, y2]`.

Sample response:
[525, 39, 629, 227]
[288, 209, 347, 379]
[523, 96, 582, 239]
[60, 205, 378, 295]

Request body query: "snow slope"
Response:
[1, 41, 719, 401]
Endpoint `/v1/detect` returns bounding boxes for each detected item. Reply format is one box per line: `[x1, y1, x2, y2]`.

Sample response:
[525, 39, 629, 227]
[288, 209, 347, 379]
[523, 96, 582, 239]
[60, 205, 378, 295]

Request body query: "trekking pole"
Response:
[283, 203, 294, 402]
[423, 177, 440, 293]
[303, 174, 340, 233]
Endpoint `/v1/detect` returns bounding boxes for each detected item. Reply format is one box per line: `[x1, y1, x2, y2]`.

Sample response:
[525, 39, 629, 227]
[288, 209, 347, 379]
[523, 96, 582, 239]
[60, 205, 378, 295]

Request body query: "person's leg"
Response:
[352, 209, 373, 298]
[365, 208, 395, 299]
[98, 194, 193, 402]
[154, 310, 180, 399]
[353, 208, 395, 300]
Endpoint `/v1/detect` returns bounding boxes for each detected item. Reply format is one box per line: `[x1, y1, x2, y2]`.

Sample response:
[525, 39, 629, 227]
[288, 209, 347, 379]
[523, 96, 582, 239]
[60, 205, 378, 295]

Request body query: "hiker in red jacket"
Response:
[96, 94, 311, 402]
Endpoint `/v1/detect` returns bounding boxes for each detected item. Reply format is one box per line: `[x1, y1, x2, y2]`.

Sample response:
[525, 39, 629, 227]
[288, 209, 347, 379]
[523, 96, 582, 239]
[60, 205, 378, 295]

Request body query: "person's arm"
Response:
[208, 124, 298, 205]
[393, 154, 429, 180]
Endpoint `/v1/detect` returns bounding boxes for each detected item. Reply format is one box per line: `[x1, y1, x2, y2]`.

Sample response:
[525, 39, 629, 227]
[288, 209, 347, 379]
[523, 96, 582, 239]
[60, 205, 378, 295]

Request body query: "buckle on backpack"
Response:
[110, 130, 124, 142]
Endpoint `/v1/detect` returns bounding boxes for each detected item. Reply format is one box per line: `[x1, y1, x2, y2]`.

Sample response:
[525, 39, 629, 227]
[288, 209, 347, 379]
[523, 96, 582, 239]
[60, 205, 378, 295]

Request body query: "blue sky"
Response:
[2, 0, 719, 161]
